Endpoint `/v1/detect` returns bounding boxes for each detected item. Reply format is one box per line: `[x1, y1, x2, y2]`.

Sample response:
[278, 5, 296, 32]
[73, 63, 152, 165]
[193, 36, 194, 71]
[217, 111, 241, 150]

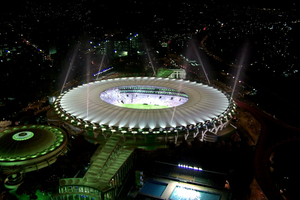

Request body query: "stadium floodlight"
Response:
[178, 163, 202, 171]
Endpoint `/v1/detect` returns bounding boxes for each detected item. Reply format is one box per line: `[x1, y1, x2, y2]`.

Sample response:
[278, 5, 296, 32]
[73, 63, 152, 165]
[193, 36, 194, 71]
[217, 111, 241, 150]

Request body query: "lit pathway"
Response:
[58, 134, 135, 196]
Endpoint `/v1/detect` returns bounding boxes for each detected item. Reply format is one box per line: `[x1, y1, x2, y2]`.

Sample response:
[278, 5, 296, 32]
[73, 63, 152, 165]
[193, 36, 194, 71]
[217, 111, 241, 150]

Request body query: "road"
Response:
[235, 99, 300, 200]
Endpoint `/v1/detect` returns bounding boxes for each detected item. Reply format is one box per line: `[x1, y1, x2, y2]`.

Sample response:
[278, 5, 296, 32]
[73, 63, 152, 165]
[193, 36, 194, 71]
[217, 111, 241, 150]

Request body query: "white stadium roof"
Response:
[58, 77, 232, 129]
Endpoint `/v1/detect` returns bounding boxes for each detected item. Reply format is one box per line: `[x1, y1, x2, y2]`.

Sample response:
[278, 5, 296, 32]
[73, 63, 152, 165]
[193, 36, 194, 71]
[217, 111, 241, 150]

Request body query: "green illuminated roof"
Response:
[12, 131, 34, 141]
[0, 125, 67, 165]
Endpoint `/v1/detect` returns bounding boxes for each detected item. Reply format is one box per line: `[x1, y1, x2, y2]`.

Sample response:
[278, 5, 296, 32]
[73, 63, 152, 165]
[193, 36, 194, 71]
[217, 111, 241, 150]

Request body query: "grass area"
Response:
[117, 103, 169, 109]
[157, 68, 173, 78]
[10, 189, 52, 200]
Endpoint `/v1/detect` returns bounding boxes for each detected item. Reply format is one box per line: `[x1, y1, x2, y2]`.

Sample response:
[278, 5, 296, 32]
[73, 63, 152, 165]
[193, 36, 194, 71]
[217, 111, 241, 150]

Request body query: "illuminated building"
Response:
[51, 77, 236, 199]
[0, 125, 67, 189]
[105, 33, 143, 58]
[55, 77, 236, 145]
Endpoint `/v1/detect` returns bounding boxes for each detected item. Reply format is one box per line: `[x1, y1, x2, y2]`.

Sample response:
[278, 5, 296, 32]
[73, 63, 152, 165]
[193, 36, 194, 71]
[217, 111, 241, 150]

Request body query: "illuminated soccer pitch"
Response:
[117, 104, 169, 109]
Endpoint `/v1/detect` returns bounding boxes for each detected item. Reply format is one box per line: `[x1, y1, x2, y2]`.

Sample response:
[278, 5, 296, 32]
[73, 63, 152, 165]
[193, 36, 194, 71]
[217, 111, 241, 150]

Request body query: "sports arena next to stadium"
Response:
[55, 77, 236, 146]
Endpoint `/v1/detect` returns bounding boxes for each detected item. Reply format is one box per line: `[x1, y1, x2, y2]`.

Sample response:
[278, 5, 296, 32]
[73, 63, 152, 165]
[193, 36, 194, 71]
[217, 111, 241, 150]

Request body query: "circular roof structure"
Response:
[0, 125, 67, 168]
[56, 77, 235, 132]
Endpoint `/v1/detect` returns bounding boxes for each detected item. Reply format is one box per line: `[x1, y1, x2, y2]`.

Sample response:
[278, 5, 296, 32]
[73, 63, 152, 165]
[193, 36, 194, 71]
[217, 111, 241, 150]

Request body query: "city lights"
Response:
[1, 1, 299, 199]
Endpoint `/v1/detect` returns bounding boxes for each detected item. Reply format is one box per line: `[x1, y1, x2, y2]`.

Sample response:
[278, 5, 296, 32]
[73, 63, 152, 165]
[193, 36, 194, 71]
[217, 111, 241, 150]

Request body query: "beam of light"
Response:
[86, 51, 91, 120]
[146, 47, 156, 76]
[231, 65, 242, 101]
[142, 35, 156, 76]
[170, 80, 184, 127]
[60, 45, 79, 95]
[192, 42, 210, 85]
[231, 41, 249, 100]
[96, 54, 106, 80]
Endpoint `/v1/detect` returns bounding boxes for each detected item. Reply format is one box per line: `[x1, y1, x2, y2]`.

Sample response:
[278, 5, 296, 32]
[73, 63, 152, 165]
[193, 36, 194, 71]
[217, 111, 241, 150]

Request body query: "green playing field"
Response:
[117, 103, 169, 109]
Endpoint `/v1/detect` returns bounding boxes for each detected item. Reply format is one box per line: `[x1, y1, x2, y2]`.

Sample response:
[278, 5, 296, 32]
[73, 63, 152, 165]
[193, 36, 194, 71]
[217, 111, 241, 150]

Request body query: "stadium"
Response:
[54, 77, 236, 146]
[50, 77, 236, 199]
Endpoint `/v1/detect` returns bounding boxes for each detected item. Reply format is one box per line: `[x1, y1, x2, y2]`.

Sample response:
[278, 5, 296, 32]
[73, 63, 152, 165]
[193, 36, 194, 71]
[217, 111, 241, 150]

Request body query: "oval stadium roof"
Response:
[58, 77, 231, 129]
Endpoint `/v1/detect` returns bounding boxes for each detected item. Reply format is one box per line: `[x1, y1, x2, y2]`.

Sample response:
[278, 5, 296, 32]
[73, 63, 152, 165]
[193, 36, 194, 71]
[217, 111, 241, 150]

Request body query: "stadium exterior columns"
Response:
[193, 128, 200, 138]
[185, 129, 189, 140]
[201, 130, 208, 141]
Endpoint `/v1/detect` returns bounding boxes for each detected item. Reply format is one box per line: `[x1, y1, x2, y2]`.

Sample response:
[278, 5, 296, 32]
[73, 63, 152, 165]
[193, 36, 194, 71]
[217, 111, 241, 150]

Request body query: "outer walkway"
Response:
[58, 134, 135, 194]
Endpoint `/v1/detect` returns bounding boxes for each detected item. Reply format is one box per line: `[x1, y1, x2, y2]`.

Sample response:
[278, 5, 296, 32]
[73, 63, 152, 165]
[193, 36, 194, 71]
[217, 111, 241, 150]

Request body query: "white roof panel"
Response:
[59, 77, 230, 129]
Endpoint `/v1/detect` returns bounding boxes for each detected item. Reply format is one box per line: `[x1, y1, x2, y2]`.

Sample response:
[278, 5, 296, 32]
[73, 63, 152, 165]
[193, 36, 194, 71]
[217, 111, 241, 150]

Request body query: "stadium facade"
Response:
[51, 77, 236, 199]
[55, 77, 236, 144]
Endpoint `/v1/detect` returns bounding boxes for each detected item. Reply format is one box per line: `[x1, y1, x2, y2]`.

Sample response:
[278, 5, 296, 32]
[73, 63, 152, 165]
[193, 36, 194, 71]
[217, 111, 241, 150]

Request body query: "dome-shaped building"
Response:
[0, 125, 68, 189]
